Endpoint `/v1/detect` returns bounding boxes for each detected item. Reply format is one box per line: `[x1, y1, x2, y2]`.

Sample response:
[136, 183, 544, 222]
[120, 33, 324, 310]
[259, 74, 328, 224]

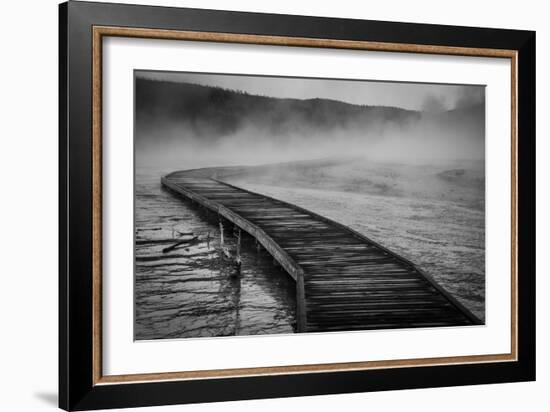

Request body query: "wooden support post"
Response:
[219, 219, 224, 246]
[236, 229, 241, 258]
[235, 229, 242, 270]
[296, 269, 307, 333]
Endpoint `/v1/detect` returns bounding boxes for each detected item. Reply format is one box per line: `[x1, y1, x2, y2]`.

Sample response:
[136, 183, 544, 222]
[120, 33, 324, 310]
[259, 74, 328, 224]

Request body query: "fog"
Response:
[135, 75, 485, 173]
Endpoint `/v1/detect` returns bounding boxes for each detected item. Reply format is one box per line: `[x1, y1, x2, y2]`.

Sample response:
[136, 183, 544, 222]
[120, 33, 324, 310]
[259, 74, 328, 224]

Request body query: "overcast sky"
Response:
[136, 70, 484, 112]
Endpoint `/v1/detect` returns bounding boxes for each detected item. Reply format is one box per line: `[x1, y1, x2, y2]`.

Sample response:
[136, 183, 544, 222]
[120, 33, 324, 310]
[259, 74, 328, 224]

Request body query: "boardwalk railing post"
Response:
[296, 269, 307, 333]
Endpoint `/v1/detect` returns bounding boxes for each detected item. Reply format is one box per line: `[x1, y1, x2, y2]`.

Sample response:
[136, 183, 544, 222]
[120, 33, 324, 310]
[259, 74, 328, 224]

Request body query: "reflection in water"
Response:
[134, 173, 296, 340]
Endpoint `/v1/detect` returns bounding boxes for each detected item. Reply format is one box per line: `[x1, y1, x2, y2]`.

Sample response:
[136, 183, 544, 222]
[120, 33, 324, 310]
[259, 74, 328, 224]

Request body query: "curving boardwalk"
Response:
[162, 170, 481, 333]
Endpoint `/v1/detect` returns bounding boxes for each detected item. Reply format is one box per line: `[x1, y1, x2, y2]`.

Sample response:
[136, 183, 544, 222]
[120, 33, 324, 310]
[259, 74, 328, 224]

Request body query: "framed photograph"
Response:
[59, 1, 536, 410]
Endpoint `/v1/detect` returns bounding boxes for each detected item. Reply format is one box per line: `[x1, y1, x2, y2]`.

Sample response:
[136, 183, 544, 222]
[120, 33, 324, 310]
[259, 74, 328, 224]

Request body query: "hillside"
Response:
[135, 78, 421, 142]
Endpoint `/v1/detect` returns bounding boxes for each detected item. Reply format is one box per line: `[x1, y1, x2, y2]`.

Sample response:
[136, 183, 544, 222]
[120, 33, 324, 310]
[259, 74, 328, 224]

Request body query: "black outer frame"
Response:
[59, 1, 536, 410]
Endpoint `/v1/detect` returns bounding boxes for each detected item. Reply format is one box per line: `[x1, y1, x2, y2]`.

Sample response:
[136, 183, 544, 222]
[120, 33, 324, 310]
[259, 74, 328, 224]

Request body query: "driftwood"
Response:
[137, 238, 190, 246]
[171, 227, 194, 238]
[162, 236, 198, 253]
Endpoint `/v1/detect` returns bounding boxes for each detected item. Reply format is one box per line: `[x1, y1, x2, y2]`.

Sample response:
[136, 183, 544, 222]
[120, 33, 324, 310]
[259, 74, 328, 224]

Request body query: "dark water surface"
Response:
[134, 172, 296, 340]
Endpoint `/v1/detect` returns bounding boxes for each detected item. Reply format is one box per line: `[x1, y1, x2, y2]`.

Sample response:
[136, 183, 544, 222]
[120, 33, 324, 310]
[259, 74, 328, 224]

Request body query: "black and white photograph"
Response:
[134, 71, 485, 340]
[1, 0, 541, 409]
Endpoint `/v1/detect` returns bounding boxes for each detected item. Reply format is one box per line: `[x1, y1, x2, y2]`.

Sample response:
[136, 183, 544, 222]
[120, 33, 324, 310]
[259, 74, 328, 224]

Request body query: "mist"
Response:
[135, 75, 485, 173]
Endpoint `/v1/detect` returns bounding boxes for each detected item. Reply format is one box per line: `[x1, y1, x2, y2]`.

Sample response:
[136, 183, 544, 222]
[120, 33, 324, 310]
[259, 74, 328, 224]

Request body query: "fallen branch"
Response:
[171, 226, 194, 238]
[162, 236, 198, 253]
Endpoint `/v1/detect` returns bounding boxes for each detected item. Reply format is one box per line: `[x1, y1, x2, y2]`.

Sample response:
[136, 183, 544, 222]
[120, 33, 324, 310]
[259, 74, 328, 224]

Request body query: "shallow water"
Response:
[134, 173, 296, 340]
[225, 180, 485, 321]
[135, 162, 485, 340]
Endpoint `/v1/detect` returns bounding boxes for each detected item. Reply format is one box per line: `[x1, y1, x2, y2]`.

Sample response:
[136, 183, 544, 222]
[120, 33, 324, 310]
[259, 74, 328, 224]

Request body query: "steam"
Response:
[422, 94, 448, 113]
[454, 87, 485, 109]
[135, 79, 485, 173]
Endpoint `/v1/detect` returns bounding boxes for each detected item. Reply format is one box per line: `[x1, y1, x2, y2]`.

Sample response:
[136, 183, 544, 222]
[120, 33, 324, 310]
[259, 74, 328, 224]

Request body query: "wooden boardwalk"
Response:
[162, 170, 481, 333]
